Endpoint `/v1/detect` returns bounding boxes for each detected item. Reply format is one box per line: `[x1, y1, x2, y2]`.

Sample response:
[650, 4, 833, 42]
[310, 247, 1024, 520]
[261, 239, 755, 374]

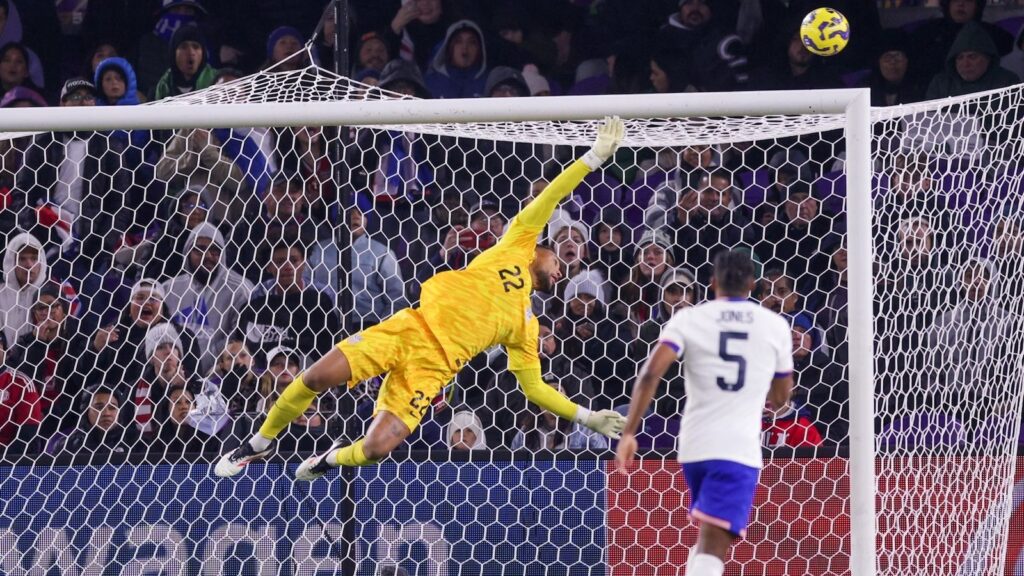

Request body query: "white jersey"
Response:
[659, 298, 793, 468]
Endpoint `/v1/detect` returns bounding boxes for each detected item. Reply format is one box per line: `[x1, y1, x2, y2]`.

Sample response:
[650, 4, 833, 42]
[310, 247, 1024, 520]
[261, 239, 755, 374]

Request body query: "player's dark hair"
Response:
[713, 249, 755, 296]
[535, 243, 556, 255]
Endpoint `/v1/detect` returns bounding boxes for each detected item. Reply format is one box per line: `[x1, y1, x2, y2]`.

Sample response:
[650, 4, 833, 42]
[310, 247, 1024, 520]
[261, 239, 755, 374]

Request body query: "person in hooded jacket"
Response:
[1000, 21, 1024, 81]
[926, 20, 1019, 100]
[446, 409, 487, 450]
[785, 312, 844, 445]
[153, 23, 219, 101]
[48, 384, 135, 460]
[869, 29, 925, 107]
[0, 232, 78, 349]
[94, 56, 141, 106]
[911, 0, 1014, 83]
[130, 321, 200, 445]
[86, 278, 200, 391]
[162, 221, 254, 373]
[425, 20, 489, 99]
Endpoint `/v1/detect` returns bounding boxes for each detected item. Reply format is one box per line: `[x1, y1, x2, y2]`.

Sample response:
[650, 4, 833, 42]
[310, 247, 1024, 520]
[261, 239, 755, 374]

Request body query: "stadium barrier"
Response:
[2, 450, 1021, 575]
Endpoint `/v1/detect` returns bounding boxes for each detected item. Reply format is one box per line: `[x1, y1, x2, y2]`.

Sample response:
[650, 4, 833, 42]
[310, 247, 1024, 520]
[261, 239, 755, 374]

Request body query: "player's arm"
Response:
[767, 373, 794, 412]
[512, 367, 625, 439]
[513, 117, 624, 231]
[768, 316, 796, 411]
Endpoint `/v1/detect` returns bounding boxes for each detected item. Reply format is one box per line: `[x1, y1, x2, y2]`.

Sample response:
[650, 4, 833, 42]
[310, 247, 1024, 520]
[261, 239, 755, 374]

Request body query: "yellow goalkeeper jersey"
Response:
[416, 159, 592, 374]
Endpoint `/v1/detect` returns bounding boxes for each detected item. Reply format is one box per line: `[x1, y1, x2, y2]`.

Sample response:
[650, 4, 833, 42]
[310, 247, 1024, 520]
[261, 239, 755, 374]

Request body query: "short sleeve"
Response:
[773, 316, 795, 378]
[506, 314, 541, 372]
[658, 310, 687, 358]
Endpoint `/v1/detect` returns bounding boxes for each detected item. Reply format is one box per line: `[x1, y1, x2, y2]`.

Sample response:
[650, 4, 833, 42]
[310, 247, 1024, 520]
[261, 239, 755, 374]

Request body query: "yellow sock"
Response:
[333, 439, 378, 467]
[258, 375, 318, 439]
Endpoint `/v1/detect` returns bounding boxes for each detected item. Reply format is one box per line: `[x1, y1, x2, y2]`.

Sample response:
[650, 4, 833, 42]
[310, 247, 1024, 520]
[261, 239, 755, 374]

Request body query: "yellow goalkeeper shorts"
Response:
[336, 308, 456, 432]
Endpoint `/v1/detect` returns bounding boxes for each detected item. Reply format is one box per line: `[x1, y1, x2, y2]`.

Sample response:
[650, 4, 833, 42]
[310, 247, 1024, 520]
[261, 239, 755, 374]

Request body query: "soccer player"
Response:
[215, 117, 628, 479]
[614, 249, 794, 576]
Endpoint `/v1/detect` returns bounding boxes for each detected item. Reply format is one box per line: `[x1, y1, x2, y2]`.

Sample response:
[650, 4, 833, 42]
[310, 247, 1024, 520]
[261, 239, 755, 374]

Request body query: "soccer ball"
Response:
[800, 8, 850, 57]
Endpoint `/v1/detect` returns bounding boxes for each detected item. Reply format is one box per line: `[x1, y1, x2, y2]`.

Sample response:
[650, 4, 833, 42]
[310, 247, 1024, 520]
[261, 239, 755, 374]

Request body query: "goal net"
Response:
[0, 51, 1020, 575]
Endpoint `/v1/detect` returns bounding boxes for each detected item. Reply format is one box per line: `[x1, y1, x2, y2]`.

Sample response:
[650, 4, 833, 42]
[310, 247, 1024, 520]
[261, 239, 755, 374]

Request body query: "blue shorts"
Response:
[682, 459, 760, 538]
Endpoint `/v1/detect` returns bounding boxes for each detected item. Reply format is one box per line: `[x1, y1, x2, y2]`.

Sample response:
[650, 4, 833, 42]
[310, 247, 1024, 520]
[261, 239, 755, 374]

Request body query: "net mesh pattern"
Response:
[0, 57, 1021, 575]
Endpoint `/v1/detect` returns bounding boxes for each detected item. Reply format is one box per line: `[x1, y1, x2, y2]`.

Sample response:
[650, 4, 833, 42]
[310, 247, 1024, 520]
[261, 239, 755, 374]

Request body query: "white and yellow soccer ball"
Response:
[800, 8, 850, 57]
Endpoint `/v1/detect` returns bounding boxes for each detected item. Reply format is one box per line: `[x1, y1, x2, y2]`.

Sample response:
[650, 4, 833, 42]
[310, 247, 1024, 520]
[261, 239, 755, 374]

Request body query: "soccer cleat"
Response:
[213, 441, 274, 478]
[294, 440, 343, 481]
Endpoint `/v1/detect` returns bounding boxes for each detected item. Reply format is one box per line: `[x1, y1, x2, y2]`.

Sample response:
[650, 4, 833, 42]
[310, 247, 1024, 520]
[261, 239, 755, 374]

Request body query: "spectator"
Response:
[145, 184, 216, 281]
[761, 402, 824, 448]
[648, 50, 691, 93]
[136, 0, 209, 92]
[153, 23, 218, 100]
[910, 0, 1014, 83]
[416, 199, 499, 292]
[131, 321, 195, 442]
[660, 170, 751, 286]
[0, 330, 40, 454]
[591, 207, 632, 297]
[870, 29, 924, 107]
[232, 173, 317, 283]
[207, 338, 259, 415]
[8, 281, 83, 436]
[0, 232, 50, 347]
[425, 20, 488, 99]
[655, 0, 747, 91]
[644, 145, 723, 224]
[237, 242, 341, 369]
[272, 125, 333, 230]
[151, 385, 218, 456]
[747, 22, 842, 91]
[875, 153, 954, 262]
[521, 65, 551, 97]
[162, 222, 254, 373]
[819, 243, 849, 364]
[345, 207, 408, 330]
[446, 409, 487, 450]
[925, 21, 1019, 100]
[88, 278, 200, 390]
[489, 5, 556, 73]
[49, 385, 133, 457]
[354, 30, 391, 75]
[990, 207, 1024, 316]
[622, 229, 675, 325]
[94, 56, 140, 106]
[85, 40, 118, 79]
[0, 42, 35, 97]
[0, 86, 45, 195]
[632, 266, 697, 417]
[555, 269, 629, 406]
[928, 258, 1015, 396]
[386, 0, 452, 72]
[786, 312, 844, 443]
[484, 65, 529, 98]
[755, 182, 842, 312]
[264, 26, 308, 72]
[511, 381, 608, 451]
[757, 268, 810, 324]
[548, 214, 592, 294]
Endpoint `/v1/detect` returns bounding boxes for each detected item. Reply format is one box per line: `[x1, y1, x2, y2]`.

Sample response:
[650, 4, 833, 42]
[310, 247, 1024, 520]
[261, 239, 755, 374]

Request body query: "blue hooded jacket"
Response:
[425, 20, 488, 99]
[94, 57, 141, 106]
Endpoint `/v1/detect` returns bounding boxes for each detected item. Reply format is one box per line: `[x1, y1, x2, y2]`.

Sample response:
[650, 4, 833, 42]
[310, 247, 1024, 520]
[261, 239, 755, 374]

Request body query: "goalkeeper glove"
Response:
[574, 406, 626, 439]
[582, 116, 625, 170]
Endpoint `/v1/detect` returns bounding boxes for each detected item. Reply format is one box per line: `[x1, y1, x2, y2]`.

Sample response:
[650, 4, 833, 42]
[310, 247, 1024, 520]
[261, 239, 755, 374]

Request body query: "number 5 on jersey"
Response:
[717, 331, 748, 392]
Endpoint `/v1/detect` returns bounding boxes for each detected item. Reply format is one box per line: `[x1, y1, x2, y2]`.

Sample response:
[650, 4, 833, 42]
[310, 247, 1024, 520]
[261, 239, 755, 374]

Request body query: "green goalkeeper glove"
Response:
[582, 116, 625, 170]
[574, 407, 627, 439]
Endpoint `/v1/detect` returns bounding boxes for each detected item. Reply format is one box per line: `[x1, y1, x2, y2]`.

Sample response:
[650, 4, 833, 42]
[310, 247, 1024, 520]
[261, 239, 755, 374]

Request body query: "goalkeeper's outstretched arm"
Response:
[512, 367, 626, 440]
[516, 116, 625, 229]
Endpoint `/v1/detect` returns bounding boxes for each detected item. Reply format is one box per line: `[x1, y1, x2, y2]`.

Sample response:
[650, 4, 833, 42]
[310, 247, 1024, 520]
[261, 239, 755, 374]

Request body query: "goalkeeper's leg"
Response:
[295, 410, 412, 480]
[214, 347, 355, 478]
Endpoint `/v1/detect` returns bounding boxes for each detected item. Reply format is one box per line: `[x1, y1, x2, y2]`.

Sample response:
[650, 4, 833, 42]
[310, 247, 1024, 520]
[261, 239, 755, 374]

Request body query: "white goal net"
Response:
[0, 51, 1021, 575]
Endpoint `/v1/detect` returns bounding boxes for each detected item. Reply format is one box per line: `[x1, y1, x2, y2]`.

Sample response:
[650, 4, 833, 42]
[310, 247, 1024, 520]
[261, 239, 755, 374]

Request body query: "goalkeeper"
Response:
[215, 117, 628, 479]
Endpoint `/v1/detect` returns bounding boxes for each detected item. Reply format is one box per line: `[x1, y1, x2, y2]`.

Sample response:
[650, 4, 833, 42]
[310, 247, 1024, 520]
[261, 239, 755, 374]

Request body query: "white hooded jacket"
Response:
[0, 232, 48, 347]
[161, 222, 254, 373]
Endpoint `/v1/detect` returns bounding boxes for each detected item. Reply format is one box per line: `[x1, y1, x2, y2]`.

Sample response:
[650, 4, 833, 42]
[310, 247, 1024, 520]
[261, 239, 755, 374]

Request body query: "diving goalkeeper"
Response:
[214, 117, 628, 480]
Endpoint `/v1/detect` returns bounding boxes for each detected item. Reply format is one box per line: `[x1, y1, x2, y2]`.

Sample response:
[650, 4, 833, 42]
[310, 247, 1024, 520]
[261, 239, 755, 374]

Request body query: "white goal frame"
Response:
[0, 87, 877, 576]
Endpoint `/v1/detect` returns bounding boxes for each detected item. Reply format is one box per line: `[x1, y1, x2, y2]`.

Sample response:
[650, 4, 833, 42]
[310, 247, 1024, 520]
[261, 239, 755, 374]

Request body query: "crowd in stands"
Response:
[1, 0, 1024, 462]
